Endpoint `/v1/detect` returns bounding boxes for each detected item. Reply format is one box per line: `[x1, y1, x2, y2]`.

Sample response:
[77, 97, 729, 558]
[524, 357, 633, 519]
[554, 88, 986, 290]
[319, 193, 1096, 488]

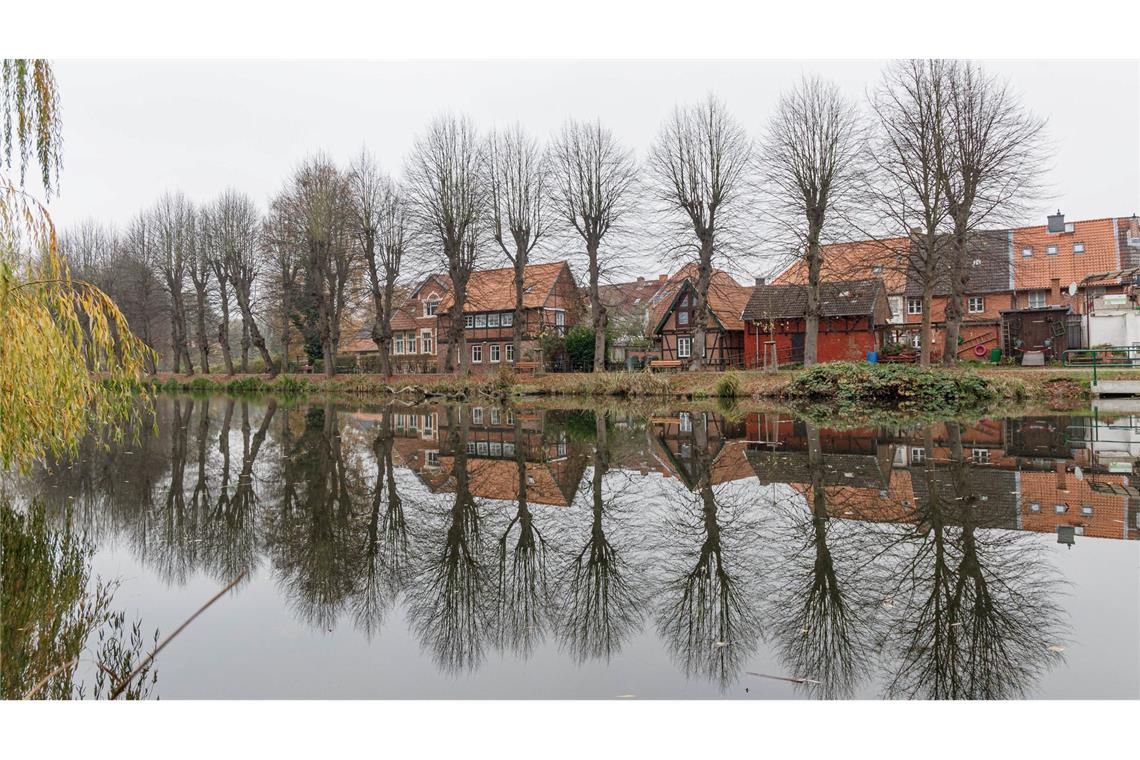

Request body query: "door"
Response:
[790, 332, 805, 364]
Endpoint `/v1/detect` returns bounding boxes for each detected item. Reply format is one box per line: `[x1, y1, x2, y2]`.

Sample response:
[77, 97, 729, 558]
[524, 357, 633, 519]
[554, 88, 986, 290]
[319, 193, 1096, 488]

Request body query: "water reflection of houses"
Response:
[351, 406, 587, 507]
[646, 411, 1139, 541]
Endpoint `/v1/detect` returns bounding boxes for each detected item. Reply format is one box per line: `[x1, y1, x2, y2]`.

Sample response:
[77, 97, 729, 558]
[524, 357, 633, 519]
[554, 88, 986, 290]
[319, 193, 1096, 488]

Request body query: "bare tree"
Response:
[649, 94, 751, 370]
[152, 192, 196, 374]
[406, 114, 486, 374]
[349, 150, 410, 377]
[870, 60, 954, 366]
[261, 197, 303, 373]
[939, 61, 1045, 366]
[550, 119, 638, 371]
[486, 124, 550, 364]
[759, 76, 868, 367]
[273, 154, 354, 377]
[205, 190, 277, 376]
[187, 210, 212, 373]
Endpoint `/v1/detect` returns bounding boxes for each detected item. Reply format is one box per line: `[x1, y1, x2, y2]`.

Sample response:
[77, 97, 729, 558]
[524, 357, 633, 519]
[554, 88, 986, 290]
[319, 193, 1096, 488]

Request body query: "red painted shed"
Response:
[742, 279, 893, 367]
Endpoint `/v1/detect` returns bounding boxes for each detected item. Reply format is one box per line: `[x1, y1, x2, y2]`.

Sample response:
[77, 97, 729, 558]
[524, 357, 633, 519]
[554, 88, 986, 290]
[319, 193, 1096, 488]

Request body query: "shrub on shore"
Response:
[784, 362, 996, 410]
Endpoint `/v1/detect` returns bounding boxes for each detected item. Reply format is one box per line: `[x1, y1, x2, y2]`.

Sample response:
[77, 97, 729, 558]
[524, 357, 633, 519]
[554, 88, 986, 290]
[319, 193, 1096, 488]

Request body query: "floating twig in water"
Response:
[746, 672, 821, 685]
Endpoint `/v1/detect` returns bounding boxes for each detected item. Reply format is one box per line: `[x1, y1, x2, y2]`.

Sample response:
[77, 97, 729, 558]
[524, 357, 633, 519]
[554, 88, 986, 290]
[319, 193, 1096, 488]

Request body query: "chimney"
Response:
[636, 276, 645, 284]
[755, 276, 767, 287]
[1047, 210, 1065, 234]
[1051, 278, 1061, 299]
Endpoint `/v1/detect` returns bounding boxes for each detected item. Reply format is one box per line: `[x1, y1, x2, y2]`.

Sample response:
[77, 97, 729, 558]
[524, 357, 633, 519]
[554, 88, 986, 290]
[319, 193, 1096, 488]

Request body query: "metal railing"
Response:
[1062, 345, 1140, 386]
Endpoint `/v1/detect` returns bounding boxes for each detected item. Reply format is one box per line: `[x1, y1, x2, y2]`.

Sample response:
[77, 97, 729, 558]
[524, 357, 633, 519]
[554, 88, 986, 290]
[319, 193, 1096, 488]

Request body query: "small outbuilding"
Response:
[741, 279, 892, 367]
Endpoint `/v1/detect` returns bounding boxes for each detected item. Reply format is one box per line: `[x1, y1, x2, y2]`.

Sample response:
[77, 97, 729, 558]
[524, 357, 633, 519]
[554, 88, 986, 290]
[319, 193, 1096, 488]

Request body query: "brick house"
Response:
[741, 278, 892, 367]
[597, 274, 669, 366]
[340, 273, 449, 373]
[646, 264, 752, 368]
[437, 260, 584, 373]
[773, 212, 1140, 361]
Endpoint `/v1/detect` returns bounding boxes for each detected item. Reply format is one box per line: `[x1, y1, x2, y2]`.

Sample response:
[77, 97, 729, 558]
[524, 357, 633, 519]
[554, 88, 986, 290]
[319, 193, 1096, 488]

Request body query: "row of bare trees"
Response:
[62, 59, 1044, 374]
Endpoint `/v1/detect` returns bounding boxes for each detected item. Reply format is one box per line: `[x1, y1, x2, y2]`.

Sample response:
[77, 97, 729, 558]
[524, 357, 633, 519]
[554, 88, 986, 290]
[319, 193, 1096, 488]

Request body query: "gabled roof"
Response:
[773, 238, 910, 293]
[439, 261, 572, 314]
[597, 276, 668, 314]
[647, 264, 751, 334]
[741, 278, 887, 322]
[902, 229, 1011, 296]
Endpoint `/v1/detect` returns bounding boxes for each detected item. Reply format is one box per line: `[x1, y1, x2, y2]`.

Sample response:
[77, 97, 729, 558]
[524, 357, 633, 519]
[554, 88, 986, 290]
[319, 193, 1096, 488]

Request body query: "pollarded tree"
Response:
[151, 192, 196, 374]
[406, 114, 486, 374]
[758, 76, 868, 367]
[486, 124, 550, 365]
[649, 94, 751, 370]
[869, 59, 955, 367]
[202, 190, 277, 376]
[186, 210, 212, 373]
[348, 150, 410, 377]
[938, 61, 1045, 366]
[550, 119, 638, 372]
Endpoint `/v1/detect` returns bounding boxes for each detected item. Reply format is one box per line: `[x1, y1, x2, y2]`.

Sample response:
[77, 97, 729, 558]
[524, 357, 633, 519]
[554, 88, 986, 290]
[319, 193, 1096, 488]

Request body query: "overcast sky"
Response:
[45, 59, 1139, 276]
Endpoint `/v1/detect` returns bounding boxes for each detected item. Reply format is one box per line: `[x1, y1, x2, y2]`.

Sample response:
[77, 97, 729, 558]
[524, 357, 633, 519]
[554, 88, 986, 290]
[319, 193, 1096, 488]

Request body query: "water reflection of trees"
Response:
[651, 412, 764, 690]
[17, 398, 1077, 697]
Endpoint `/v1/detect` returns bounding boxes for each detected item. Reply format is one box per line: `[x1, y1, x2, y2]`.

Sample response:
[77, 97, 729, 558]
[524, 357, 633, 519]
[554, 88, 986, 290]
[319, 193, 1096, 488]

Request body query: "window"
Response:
[421, 329, 433, 355]
[490, 408, 500, 425]
[501, 312, 513, 327]
[911, 332, 922, 349]
[888, 296, 904, 324]
[1028, 290, 1048, 309]
[467, 441, 477, 454]
[503, 442, 516, 457]
[968, 296, 985, 313]
[1029, 502, 1041, 513]
[471, 407, 484, 425]
[1054, 503, 1068, 514]
[426, 450, 440, 467]
[422, 414, 435, 437]
[1021, 247, 1033, 257]
[555, 311, 565, 326]
[489, 344, 501, 363]
[505, 343, 514, 363]
[487, 313, 500, 328]
[1073, 242, 1085, 254]
[911, 447, 926, 464]
[489, 442, 502, 457]
[471, 344, 483, 363]
[872, 265, 883, 275]
[1046, 244, 1058, 256]
[395, 334, 405, 354]
[677, 336, 692, 358]
[677, 309, 689, 326]
[907, 297, 922, 315]
[474, 314, 487, 328]
[464, 314, 474, 328]
[407, 334, 417, 354]
[679, 412, 692, 433]
[1081, 505, 1094, 516]
[971, 448, 989, 464]
[477, 441, 488, 455]
[424, 297, 439, 317]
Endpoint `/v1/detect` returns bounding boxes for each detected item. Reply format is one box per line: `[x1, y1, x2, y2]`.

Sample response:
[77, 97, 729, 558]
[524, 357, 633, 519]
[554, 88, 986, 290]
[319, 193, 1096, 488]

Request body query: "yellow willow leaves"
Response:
[1, 200, 153, 471]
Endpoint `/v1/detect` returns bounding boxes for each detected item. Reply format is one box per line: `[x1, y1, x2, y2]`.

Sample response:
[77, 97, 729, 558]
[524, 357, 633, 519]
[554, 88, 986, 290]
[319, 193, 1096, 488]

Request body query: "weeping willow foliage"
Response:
[1, 59, 151, 471]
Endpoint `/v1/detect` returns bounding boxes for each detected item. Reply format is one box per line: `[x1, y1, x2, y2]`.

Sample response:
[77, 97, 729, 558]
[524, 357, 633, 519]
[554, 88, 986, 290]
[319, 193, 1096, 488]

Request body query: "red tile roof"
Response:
[647, 263, 751, 333]
[1012, 218, 1121, 291]
[439, 261, 571, 313]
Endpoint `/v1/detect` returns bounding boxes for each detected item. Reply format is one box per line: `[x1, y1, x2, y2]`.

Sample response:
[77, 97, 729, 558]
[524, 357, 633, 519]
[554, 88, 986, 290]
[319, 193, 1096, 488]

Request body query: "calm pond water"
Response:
[12, 395, 1140, 699]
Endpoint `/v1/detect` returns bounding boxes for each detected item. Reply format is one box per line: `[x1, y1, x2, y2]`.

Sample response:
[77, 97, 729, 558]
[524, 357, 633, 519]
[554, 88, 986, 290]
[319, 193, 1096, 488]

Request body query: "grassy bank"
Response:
[119, 362, 1108, 408]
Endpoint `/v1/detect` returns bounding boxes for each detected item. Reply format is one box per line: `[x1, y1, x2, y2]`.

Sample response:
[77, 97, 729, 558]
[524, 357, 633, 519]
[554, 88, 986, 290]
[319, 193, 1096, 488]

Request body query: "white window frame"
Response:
[1029, 502, 1041, 513]
[489, 344, 501, 363]
[1081, 505, 1093, 516]
[911, 447, 926, 465]
[679, 412, 692, 433]
[971, 448, 989, 463]
[490, 408, 501, 425]
[464, 314, 474, 329]
[471, 344, 483, 363]
[888, 296, 905, 324]
[968, 296, 985, 314]
[1046, 244, 1058, 256]
[1021, 247, 1033, 258]
[424, 297, 439, 317]
[677, 309, 689, 326]
[477, 441, 488, 455]
[677, 336, 692, 358]
[502, 311, 513, 327]
[505, 343, 514, 363]
[555, 310, 566, 326]
[1073, 242, 1085, 254]
[425, 450, 440, 467]
[407, 333, 417, 355]
[421, 329, 433, 355]
[487, 313, 500, 328]
[1028, 290, 1048, 309]
[475, 313, 487, 328]
[1053, 503, 1068, 514]
[489, 442, 502, 457]
[395, 334, 405, 354]
[907, 297, 922, 315]
[503, 442, 516, 457]
[471, 407, 484, 425]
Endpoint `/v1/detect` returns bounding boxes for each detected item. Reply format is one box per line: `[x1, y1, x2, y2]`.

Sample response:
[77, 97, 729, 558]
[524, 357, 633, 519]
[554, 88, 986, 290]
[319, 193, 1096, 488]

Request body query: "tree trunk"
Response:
[691, 241, 713, 371]
[445, 266, 468, 375]
[194, 285, 210, 373]
[234, 286, 278, 377]
[920, 284, 934, 367]
[587, 240, 606, 372]
[217, 281, 235, 375]
[513, 261, 525, 370]
[942, 227, 969, 367]
[240, 316, 250, 372]
[804, 234, 822, 367]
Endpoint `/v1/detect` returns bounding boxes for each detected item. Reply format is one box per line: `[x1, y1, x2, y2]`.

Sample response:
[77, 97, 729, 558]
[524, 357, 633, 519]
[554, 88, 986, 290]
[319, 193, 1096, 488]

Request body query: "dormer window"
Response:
[872, 265, 883, 275]
[1021, 247, 1033, 257]
[474, 314, 487, 328]
[1046, 244, 1058, 256]
[1073, 242, 1085, 254]
[424, 297, 439, 316]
